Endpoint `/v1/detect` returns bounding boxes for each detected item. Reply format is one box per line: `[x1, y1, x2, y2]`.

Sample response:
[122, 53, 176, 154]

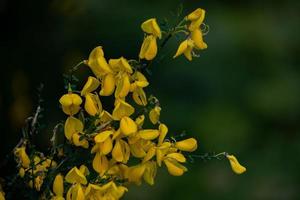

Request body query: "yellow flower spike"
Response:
[87, 46, 113, 78]
[173, 39, 195, 61]
[143, 161, 157, 185]
[79, 165, 90, 176]
[14, 147, 30, 168]
[64, 116, 84, 140]
[135, 115, 145, 128]
[158, 123, 168, 145]
[191, 28, 207, 50]
[139, 35, 158, 60]
[100, 73, 116, 96]
[139, 129, 160, 140]
[164, 158, 187, 176]
[84, 93, 102, 116]
[94, 130, 113, 143]
[226, 154, 247, 174]
[112, 99, 135, 120]
[142, 146, 156, 163]
[175, 138, 198, 152]
[92, 153, 109, 176]
[53, 174, 64, 197]
[120, 116, 137, 136]
[59, 93, 82, 115]
[166, 153, 186, 163]
[72, 133, 89, 149]
[109, 57, 133, 74]
[65, 167, 87, 185]
[132, 87, 147, 106]
[141, 18, 162, 39]
[127, 164, 146, 185]
[149, 106, 161, 124]
[80, 76, 100, 96]
[115, 73, 131, 98]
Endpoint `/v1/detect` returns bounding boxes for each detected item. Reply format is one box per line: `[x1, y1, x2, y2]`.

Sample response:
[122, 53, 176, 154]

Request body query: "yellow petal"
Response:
[141, 18, 162, 39]
[130, 142, 147, 158]
[164, 159, 187, 176]
[112, 139, 124, 162]
[158, 123, 168, 145]
[135, 72, 149, 87]
[226, 154, 247, 174]
[100, 73, 115, 96]
[65, 167, 87, 185]
[139, 129, 160, 140]
[173, 40, 188, 59]
[99, 136, 113, 155]
[120, 116, 137, 135]
[53, 174, 64, 196]
[132, 87, 147, 106]
[143, 161, 157, 185]
[115, 73, 130, 98]
[19, 167, 25, 177]
[64, 117, 84, 140]
[94, 130, 113, 143]
[127, 164, 146, 185]
[109, 57, 133, 74]
[187, 8, 205, 22]
[99, 110, 113, 123]
[70, 184, 85, 200]
[92, 153, 109, 176]
[72, 133, 89, 148]
[79, 165, 90, 176]
[142, 146, 156, 163]
[14, 147, 30, 168]
[84, 93, 102, 116]
[81, 76, 100, 96]
[175, 138, 198, 152]
[112, 99, 135, 120]
[59, 94, 73, 107]
[59, 93, 82, 115]
[135, 115, 145, 128]
[191, 28, 207, 50]
[149, 106, 161, 124]
[166, 153, 186, 163]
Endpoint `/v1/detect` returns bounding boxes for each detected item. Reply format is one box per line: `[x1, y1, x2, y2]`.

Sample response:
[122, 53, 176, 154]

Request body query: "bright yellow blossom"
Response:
[173, 39, 195, 61]
[141, 18, 162, 39]
[59, 93, 82, 115]
[175, 138, 198, 152]
[80, 76, 100, 96]
[226, 154, 247, 174]
[139, 35, 158, 60]
[14, 147, 30, 168]
[149, 106, 161, 124]
[53, 174, 64, 198]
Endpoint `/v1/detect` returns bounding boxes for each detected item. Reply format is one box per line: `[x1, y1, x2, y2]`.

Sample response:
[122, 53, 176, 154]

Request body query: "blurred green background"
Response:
[1, 0, 300, 199]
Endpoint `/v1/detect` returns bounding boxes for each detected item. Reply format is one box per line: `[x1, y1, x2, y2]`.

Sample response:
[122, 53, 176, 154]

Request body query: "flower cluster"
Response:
[5, 7, 246, 200]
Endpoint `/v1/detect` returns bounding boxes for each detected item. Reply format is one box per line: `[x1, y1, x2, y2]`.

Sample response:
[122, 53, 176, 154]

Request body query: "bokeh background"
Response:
[1, 0, 300, 199]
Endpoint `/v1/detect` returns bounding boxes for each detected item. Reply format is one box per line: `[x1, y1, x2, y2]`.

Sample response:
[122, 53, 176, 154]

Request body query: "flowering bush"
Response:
[0, 7, 246, 200]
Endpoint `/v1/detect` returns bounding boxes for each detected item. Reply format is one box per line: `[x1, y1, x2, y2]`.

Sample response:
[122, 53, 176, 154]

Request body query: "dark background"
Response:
[1, 0, 300, 199]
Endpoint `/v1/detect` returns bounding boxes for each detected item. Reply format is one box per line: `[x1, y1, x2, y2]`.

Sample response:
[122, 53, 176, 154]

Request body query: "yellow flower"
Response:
[130, 71, 149, 90]
[149, 106, 161, 124]
[175, 138, 198, 152]
[92, 153, 109, 176]
[190, 28, 207, 50]
[53, 174, 64, 197]
[72, 133, 89, 149]
[86, 46, 113, 78]
[127, 164, 146, 185]
[112, 139, 130, 163]
[115, 72, 131, 98]
[120, 116, 137, 136]
[173, 39, 195, 61]
[141, 18, 162, 39]
[158, 123, 168, 145]
[85, 182, 127, 200]
[139, 35, 158, 60]
[132, 87, 147, 106]
[64, 116, 83, 141]
[84, 93, 102, 116]
[99, 73, 116, 96]
[80, 76, 100, 96]
[226, 154, 246, 174]
[59, 93, 82, 115]
[143, 161, 157, 185]
[112, 99, 135, 120]
[186, 8, 206, 31]
[92, 130, 113, 155]
[14, 147, 30, 168]
[163, 153, 187, 176]
[66, 183, 85, 200]
[65, 167, 87, 185]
